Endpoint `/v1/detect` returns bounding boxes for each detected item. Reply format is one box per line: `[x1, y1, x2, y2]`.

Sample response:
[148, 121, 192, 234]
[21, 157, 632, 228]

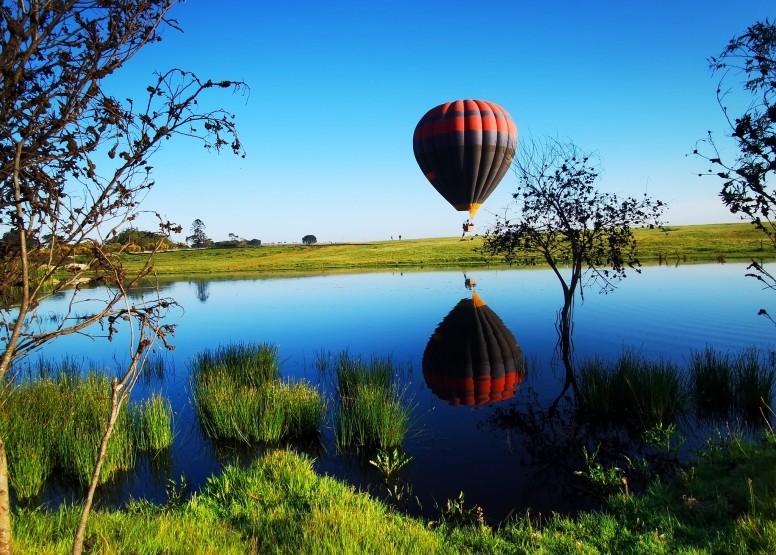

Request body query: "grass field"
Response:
[114, 223, 774, 276]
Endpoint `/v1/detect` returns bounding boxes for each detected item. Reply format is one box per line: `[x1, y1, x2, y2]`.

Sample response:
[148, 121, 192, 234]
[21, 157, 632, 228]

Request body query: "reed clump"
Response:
[689, 347, 776, 420]
[193, 342, 324, 443]
[0, 360, 173, 499]
[318, 352, 412, 450]
[579, 350, 689, 429]
[690, 346, 733, 419]
[732, 347, 776, 418]
[581, 347, 776, 428]
[132, 394, 174, 452]
[192, 342, 281, 388]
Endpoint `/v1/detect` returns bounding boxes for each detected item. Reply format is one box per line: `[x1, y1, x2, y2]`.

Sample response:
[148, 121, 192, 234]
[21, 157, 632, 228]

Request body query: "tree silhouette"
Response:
[187, 219, 211, 248]
[482, 136, 665, 396]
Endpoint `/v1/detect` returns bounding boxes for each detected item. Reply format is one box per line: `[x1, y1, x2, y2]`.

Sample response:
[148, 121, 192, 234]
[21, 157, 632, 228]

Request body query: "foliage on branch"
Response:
[482, 137, 665, 298]
[696, 20, 776, 246]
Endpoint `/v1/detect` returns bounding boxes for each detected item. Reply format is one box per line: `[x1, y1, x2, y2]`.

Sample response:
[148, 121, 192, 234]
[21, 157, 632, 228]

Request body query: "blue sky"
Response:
[107, 0, 775, 244]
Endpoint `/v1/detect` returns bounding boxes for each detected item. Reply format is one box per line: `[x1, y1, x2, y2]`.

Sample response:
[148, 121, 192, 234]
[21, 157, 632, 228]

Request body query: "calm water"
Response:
[23, 262, 776, 520]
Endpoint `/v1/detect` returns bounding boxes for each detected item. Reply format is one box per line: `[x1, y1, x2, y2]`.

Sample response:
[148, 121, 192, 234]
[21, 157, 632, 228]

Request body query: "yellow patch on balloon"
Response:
[452, 203, 482, 219]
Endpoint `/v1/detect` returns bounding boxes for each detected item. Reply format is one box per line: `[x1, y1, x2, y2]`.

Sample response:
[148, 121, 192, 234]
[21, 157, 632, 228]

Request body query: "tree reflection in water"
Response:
[194, 280, 210, 303]
[481, 381, 687, 515]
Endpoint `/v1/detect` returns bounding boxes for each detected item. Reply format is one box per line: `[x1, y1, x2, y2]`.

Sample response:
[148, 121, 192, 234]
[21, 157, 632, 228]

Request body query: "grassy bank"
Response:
[12, 432, 776, 554]
[111, 223, 772, 276]
[13, 450, 447, 555]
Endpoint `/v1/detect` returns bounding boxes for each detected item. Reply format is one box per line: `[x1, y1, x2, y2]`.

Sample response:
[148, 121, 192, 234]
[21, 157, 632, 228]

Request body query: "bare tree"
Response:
[481, 136, 665, 396]
[0, 2, 247, 554]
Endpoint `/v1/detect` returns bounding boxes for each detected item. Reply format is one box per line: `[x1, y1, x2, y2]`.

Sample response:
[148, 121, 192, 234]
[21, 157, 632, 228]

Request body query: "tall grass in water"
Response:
[133, 394, 174, 452]
[733, 347, 776, 418]
[57, 372, 136, 487]
[193, 342, 324, 443]
[690, 346, 733, 419]
[332, 351, 392, 398]
[688, 347, 775, 421]
[0, 360, 173, 499]
[192, 342, 280, 388]
[319, 352, 412, 450]
[579, 350, 689, 429]
[335, 385, 411, 450]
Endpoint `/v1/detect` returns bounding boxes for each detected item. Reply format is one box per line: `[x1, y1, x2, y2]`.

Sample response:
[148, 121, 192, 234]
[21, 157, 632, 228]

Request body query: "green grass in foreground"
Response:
[13, 450, 445, 555]
[12, 432, 776, 554]
[108, 222, 773, 276]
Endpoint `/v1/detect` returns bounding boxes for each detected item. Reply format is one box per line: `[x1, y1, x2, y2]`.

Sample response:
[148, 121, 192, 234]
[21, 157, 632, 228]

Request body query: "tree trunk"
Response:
[0, 438, 11, 555]
[558, 290, 579, 399]
[71, 379, 122, 555]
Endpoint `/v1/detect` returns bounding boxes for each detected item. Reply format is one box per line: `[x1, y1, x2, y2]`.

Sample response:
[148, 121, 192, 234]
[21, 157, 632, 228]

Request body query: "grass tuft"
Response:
[191, 342, 280, 389]
[690, 346, 734, 419]
[133, 394, 174, 452]
[733, 347, 776, 419]
[321, 351, 413, 450]
[579, 349, 689, 429]
[193, 342, 324, 443]
[0, 359, 173, 499]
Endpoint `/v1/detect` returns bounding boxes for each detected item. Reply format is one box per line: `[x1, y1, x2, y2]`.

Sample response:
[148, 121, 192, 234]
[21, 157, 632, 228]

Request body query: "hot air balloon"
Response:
[422, 291, 525, 406]
[413, 99, 517, 233]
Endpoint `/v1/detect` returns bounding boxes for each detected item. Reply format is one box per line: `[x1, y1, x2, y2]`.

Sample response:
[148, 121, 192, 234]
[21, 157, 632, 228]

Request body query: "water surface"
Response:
[27, 263, 776, 519]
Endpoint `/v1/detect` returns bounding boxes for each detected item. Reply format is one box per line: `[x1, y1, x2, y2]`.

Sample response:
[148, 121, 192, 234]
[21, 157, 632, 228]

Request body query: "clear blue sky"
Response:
[106, 0, 776, 244]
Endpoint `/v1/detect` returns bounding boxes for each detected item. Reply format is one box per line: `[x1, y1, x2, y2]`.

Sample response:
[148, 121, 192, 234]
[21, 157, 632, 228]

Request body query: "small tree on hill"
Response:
[302, 234, 317, 245]
[187, 219, 211, 248]
[108, 227, 171, 251]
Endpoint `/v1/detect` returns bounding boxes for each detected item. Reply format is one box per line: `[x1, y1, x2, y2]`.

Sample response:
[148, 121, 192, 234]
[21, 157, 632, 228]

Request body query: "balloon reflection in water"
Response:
[422, 291, 525, 406]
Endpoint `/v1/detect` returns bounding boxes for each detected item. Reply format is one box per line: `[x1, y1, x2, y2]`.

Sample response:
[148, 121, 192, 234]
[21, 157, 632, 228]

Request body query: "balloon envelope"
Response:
[413, 99, 517, 219]
[422, 292, 525, 406]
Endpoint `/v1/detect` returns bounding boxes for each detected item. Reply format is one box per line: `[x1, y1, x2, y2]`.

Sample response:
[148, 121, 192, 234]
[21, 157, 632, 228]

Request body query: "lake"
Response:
[19, 262, 776, 520]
